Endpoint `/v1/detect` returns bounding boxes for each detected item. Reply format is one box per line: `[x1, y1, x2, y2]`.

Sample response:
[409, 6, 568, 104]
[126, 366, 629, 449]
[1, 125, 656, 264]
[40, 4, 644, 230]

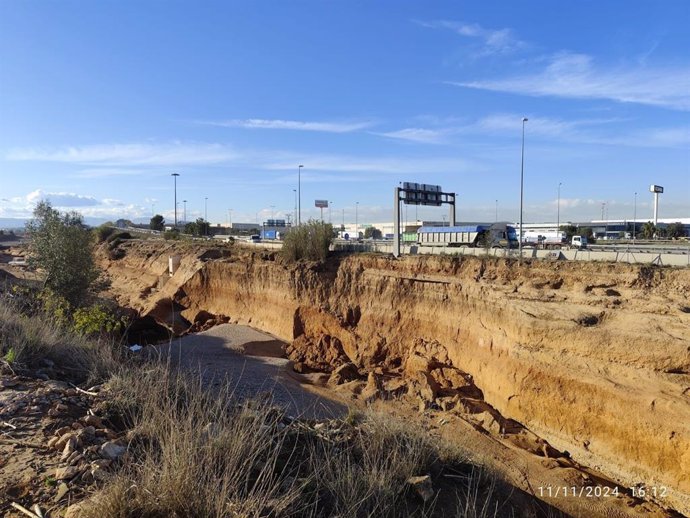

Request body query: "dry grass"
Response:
[81, 365, 507, 518]
[0, 298, 120, 383]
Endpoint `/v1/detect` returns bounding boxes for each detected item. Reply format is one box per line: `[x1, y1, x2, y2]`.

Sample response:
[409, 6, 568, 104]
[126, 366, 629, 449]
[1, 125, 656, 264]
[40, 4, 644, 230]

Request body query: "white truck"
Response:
[570, 235, 588, 249]
[522, 231, 567, 249]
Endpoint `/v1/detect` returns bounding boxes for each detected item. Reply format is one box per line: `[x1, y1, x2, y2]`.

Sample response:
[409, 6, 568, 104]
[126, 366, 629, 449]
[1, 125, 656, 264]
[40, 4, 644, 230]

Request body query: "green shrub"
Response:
[73, 304, 125, 336]
[163, 229, 181, 240]
[96, 225, 116, 243]
[282, 220, 334, 262]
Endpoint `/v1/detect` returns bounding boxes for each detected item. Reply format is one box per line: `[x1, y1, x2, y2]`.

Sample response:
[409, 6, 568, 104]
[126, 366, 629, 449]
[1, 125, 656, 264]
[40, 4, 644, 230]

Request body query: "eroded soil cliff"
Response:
[99, 240, 690, 515]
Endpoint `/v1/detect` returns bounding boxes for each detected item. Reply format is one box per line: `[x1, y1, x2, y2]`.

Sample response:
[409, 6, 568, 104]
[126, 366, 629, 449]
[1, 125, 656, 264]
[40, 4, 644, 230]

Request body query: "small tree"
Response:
[183, 218, 210, 236]
[26, 201, 99, 306]
[364, 226, 383, 239]
[150, 214, 165, 231]
[282, 220, 333, 262]
[665, 222, 686, 239]
[641, 221, 656, 240]
[197, 218, 210, 236]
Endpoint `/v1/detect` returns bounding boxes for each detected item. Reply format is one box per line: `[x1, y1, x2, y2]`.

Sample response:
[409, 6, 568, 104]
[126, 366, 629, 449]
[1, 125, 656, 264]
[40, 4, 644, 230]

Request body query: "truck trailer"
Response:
[417, 223, 518, 248]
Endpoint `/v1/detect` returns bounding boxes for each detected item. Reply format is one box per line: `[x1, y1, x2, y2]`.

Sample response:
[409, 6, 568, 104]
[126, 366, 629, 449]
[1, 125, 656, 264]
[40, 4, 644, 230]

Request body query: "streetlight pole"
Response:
[557, 182, 562, 233]
[495, 199, 498, 222]
[298, 165, 303, 225]
[293, 189, 297, 227]
[171, 173, 180, 228]
[519, 118, 528, 263]
[633, 192, 637, 241]
[270, 205, 275, 220]
[183, 200, 187, 225]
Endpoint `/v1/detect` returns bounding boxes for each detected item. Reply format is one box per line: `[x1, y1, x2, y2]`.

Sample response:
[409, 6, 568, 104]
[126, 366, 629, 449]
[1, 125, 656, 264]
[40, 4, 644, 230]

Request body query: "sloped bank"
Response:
[99, 241, 690, 515]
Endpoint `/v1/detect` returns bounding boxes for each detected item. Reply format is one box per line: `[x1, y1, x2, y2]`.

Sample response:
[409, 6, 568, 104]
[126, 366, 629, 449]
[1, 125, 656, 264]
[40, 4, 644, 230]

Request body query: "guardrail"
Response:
[331, 241, 690, 267]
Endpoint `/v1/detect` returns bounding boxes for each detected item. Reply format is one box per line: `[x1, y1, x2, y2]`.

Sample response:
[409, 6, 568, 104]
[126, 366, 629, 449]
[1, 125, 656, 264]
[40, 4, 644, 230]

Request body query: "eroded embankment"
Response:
[99, 240, 690, 515]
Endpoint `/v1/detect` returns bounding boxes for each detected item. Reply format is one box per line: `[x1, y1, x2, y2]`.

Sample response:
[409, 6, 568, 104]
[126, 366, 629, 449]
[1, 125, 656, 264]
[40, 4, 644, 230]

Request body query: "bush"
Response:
[282, 220, 333, 262]
[163, 229, 180, 241]
[72, 304, 125, 337]
[0, 297, 120, 382]
[95, 225, 116, 243]
[25, 201, 99, 306]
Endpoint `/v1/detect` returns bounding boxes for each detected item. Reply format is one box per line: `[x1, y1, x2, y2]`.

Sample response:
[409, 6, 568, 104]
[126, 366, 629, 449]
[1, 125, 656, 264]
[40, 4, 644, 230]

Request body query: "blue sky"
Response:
[0, 0, 688, 226]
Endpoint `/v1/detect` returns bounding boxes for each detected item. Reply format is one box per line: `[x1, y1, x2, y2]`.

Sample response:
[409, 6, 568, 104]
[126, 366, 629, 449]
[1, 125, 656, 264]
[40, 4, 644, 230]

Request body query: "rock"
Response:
[47, 436, 60, 449]
[99, 440, 126, 460]
[406, 475, 434, 502]
[44, 380, 70, 392]
[430, 367, 471, 390]
[55, 466, 81, 480]
[95, 427, 118, 439]
[474, 411, 503, 435]
[410, 372, 440, 403]
[55, 432, 78, 451]
[91, 458, 112, 469]
[68, 453, 84, 466]
[82, 414, 102, 428]
[333, 380, 366, 396]
[77, 426, 95, 442]
[80, 470, 95, 484]
[1, 378, 19, 388]
[55, 426, 72, 437]
[404, 354, 432, 376]
[328, 362, 360, 385]
[71, 421, 84, 430]
[91, 465, 110, 482]
[382, 377, 408, 398]
[292, 362, 307, 373]
[60, 436, 79, 461]
[360, 372, 383, 403]
[54, 482, 69, 502]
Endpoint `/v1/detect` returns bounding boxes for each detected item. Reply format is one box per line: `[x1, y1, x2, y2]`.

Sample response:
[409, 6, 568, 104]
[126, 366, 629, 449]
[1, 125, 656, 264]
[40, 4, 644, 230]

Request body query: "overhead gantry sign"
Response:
[393, 182, 456, 258]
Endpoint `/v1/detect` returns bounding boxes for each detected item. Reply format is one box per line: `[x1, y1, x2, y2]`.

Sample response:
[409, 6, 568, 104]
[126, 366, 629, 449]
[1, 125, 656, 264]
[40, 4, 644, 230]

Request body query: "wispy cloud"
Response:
[374, 128, 449, 144]
[6, 142, 240, 166]
[71, 168, 148, 179]
[195, 118, 374, 133]
[451, 52, 690, 111]
[6, 141, 478, 176]
[475, 113, 689, 148]
[416, 20, 526, 55]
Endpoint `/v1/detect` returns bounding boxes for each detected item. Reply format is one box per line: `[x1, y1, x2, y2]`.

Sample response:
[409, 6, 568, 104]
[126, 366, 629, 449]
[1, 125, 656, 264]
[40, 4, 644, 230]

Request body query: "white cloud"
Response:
[416, 20, 526, 55]
[451, 52, 690, 111]
[196, 118, 374, 133]
[26, 189, 98, 207]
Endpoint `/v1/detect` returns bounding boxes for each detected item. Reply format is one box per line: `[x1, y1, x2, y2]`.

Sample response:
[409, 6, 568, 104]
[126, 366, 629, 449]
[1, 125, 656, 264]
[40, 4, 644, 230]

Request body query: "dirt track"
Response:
[161, 324, 345, 419]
